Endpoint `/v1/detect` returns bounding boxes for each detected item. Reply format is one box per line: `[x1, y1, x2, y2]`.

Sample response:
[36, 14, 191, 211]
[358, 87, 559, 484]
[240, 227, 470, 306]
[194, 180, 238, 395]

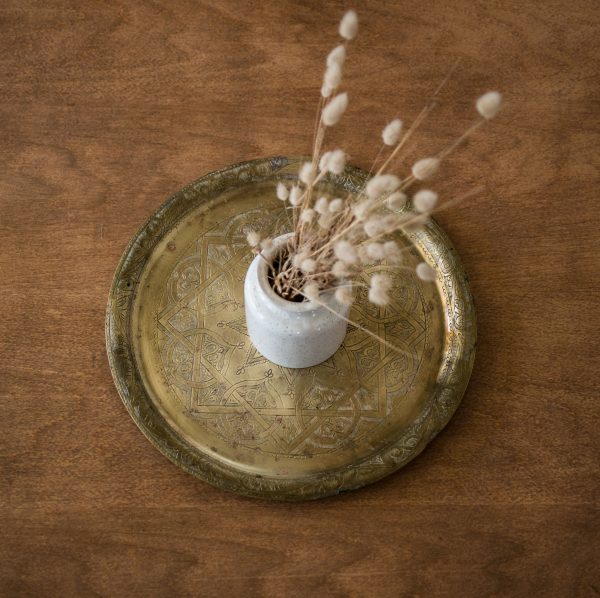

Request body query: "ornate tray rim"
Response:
[105, 156, 476, 501]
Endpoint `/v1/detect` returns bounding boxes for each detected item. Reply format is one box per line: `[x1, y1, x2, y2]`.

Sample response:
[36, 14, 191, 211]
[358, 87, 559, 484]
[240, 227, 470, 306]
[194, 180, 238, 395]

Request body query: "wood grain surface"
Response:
[1, 1, 599, 596]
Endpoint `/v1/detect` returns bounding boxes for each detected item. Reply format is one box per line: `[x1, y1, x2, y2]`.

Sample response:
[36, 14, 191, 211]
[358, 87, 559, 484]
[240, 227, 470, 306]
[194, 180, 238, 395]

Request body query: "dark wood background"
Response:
[1, 1, 599, 596]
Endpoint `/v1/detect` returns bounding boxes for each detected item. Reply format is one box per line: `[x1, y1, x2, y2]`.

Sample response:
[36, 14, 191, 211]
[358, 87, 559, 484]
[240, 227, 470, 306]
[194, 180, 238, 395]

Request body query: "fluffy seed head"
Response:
[416, 262, 437, 282]
[412, 157, 440, 181]
[324, 62, 342, 90]
[369, 287, 389, 306]
[300, 208, 316, 223]
[301, 258, 317, 273]
[366, 243, 385, 260]
[327, 149, 346, 174]
[299, 162, 314, 185]
[321, 83, 333, 98]
[322, 92, 348, 126]
[329, 198, 344, 213]
[327, 44, 346, 67]
[413, 189, 438, 213]
[318, 213, 332, 229]
[366, 174, 401, 199]
[334, 240, 358, 264]
[371, 273, 392, 291]
[292, 251, 309, 268]
[352, 199, 374, 221]
[364, 214, 399, 237]
[358, 246, 370, 264]
[335, 286, 354, 305]
[319, 151, 332, 172]
[276, 182, 289, 201]
[363, 217, 383, 238]
[383, 240, 403, 264]
[476, 91, 502, 120]
[289, 185, 303, 206]
[385, 191, 407, 211]
[303, 282, 320, 302]
[339, 10, 358, 40]
[246, 231, 261, 248]
[332, 260, 349, 278]
[382, 119, 403, 146]
[315, 196, 329, 215]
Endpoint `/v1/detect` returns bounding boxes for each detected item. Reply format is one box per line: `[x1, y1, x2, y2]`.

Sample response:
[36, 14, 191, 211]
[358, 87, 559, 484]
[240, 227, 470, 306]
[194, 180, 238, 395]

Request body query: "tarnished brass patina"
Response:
[106, 157, 476, 500]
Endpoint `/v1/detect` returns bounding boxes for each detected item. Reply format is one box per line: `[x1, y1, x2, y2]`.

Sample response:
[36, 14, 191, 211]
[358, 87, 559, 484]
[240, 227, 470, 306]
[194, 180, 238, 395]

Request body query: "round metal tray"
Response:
[106, 157, 476, 500]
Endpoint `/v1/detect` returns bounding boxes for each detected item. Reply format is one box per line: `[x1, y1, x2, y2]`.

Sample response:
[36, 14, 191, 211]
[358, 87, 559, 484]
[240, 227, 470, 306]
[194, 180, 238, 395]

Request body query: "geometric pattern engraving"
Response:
[157, 207, 429, 458]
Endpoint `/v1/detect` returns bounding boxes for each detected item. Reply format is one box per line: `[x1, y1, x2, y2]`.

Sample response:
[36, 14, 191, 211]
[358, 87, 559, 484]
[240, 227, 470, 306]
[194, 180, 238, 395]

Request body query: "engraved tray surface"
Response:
[106, 157, 476, 500]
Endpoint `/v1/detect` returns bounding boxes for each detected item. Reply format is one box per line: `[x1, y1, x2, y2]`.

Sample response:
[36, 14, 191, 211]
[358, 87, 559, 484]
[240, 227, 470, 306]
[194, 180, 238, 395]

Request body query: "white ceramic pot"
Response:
[244, 234, 349, 368]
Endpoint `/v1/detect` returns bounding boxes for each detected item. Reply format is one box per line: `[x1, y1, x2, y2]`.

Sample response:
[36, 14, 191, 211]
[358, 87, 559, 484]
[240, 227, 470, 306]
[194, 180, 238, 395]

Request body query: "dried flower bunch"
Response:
[247, 9, 501, 310]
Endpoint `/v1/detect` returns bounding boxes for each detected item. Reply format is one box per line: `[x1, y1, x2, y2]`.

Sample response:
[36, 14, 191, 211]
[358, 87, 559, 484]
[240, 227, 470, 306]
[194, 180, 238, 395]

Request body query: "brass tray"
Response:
[106, 157, 476, 500]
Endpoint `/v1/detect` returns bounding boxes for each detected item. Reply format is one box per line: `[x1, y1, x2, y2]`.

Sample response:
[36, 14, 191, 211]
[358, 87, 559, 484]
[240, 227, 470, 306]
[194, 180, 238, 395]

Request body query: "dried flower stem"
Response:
[376, 104, 434, 177]
[437, 118, 486, 160]
[249, 10, 502, 319]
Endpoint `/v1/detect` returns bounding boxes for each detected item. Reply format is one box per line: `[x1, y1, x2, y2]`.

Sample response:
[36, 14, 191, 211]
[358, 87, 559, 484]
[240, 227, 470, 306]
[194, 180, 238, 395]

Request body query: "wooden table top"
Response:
[1, 1, 598, 596]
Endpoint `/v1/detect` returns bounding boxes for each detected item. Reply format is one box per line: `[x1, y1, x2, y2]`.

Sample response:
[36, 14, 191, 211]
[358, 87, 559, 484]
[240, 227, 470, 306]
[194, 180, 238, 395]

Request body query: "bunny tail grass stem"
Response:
[431, 57, 461, 99]
[297, 120, 326, 247]
[400, 174, 416, 191]
[312, 96, 324, 150]
[366, 144, 386, 178]
[437, 119, 486, 160]
[292, 122, 326, 252]
[375, 60, 460, 178]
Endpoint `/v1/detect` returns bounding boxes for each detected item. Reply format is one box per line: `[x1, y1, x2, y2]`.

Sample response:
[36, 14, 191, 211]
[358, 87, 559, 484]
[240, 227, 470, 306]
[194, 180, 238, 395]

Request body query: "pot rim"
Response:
[255, 233, 340, 314]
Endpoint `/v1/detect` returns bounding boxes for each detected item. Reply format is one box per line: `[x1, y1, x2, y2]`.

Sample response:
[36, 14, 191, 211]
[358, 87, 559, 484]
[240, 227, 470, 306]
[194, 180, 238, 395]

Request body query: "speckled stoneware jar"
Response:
[244, 234, 349, 368]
